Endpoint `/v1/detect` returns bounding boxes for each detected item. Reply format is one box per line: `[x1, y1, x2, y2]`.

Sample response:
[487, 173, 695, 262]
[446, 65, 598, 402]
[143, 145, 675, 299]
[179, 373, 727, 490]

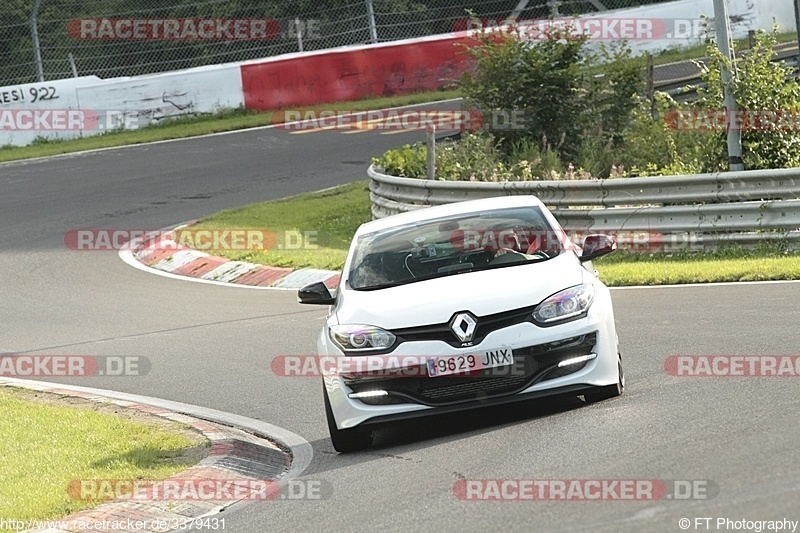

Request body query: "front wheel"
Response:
[323, 383, 373, 453]
[583, 358, 624, 403]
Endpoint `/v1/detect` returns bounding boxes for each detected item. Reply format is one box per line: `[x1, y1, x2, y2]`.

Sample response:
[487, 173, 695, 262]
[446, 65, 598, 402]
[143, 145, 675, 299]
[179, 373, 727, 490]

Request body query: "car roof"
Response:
[356, 195, 548, 236]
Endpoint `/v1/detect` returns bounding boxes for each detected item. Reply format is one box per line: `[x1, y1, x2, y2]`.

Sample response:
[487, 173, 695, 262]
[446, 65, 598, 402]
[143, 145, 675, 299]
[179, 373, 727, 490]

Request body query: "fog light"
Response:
[348, 390, 389, 399]
[557, 353, 597, 368]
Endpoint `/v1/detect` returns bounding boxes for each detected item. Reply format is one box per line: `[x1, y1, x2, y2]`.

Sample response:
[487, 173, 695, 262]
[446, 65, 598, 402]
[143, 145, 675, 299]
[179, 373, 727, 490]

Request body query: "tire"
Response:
[323, 382, 373, 453]
[583, 358, 624, 403]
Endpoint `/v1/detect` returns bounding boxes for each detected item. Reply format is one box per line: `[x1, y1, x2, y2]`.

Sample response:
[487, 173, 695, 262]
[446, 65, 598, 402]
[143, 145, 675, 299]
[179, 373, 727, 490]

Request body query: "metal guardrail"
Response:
[656, 43, 800, 102]
[368, 165, 800, 251]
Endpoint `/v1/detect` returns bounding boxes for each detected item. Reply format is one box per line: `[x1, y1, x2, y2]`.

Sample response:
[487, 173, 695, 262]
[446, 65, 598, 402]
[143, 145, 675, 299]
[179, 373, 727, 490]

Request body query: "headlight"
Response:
[533, 284, 595, 325]
[329, 325, 396, 352]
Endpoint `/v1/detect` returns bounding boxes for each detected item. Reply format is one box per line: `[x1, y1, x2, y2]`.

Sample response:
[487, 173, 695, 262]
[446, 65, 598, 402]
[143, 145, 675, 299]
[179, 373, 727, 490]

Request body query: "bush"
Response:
[375, 26, 800, 181]
[587, 43, 647, 149]
[692, 27, 800, 171]
[372, 143, 427, 178]
[459, 27, 644, 165]
[614, 93, 706, 176]
[372, 132, 592, 182]
[459, 27, 589, 160]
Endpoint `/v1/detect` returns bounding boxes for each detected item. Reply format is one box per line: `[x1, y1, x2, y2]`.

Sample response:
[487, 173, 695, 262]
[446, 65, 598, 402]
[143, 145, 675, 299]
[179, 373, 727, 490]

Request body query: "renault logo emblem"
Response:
[451, 312, 477, 343]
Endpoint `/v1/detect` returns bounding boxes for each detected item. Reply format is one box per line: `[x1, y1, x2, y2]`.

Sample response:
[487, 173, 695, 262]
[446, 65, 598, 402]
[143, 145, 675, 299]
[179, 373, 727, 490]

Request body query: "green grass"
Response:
[0, 90, 461, 164]
[0, 387, 207, 526]
[594, 246, 800, 286]
[191, 182, 800, 286]
[596, 256, 800, 285]
[192, 180, 371, 270]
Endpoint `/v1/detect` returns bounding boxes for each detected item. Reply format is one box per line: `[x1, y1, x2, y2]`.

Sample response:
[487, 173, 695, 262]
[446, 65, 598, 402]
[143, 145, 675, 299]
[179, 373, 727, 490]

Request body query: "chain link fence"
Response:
[2, 0, 679, 86]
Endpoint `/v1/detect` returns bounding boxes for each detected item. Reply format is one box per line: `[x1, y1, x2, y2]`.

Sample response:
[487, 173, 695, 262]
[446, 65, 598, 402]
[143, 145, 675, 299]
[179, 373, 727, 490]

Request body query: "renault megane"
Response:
[299, 196, 623, 452]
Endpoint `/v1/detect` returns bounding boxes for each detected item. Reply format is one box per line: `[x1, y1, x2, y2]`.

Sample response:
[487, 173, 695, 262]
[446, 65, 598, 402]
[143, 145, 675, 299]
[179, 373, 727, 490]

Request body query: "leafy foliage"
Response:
[378, 26, 800, 180]
[692, 28, 800, 171]
[459, 28, 591, 159]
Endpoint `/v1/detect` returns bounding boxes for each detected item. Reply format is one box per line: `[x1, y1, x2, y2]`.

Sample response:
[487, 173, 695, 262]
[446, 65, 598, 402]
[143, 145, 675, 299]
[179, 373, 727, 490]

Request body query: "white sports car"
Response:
[299, 196, 623, 452]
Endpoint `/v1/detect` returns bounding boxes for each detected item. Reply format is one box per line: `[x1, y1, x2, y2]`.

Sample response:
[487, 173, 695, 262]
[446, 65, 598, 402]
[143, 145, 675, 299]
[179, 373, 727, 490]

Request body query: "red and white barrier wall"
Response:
[0, 76, 101, 147]
[0, 0, 791, 147]
[0, 32, 472, 147]
[240, 33, 473, 110]
[0, 64, 244, 147]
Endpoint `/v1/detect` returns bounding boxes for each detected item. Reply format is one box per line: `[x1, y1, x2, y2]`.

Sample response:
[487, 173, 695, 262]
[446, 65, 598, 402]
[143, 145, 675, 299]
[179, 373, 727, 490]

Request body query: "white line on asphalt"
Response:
[0, 98, 464, 167]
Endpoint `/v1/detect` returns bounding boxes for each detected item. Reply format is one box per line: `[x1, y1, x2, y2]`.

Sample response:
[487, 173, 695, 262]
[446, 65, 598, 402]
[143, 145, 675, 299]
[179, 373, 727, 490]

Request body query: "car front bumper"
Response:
[323, 303, 619, 430]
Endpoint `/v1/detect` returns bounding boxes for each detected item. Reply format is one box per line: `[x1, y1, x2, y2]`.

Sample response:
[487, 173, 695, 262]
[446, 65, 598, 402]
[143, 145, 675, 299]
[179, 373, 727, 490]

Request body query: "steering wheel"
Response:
[489, 250, 529, 265]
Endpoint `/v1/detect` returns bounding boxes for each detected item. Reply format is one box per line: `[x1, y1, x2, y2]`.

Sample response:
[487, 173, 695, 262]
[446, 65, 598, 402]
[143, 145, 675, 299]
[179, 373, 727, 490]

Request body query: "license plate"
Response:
[427, 348, 513, 377]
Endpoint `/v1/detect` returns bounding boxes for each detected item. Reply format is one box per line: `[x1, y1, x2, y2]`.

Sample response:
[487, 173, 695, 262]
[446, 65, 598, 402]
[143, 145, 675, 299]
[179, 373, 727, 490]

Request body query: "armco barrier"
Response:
[241, 33, 474, 110]
[368, 165, 800, 251]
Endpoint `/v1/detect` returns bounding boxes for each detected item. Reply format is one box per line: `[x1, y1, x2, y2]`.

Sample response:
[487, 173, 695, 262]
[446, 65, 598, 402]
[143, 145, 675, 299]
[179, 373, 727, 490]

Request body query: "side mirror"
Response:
[579, 234, 617, 262]
[298, 281, 336, 305]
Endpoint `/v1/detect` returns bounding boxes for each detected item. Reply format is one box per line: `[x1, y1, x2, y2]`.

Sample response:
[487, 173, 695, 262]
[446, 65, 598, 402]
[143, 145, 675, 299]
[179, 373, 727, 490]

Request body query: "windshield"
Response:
[348, 206, 562, 290]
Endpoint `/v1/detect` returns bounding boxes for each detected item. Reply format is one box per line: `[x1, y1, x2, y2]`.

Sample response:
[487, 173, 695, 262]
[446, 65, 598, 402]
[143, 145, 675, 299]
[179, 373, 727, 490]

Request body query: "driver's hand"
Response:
[493, 247, 515, 258]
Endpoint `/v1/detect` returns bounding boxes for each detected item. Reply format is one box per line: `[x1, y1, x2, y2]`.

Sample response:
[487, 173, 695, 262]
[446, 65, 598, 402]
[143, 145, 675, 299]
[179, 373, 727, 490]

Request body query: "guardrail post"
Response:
[794, 0, 800, 55]
[295, 18, 304, 52]
[646, 53, 655, 120]
[30, 0, 44, 82]
[68, 52, 78, 77]
[366, 0, 379, 44]
[712, 0, 745, 172]
[426, 126, 436, 180]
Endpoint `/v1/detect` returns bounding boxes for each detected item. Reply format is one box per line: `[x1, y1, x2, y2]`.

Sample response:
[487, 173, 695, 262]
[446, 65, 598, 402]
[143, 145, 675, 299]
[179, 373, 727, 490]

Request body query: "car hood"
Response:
[335, 253, 586, 329]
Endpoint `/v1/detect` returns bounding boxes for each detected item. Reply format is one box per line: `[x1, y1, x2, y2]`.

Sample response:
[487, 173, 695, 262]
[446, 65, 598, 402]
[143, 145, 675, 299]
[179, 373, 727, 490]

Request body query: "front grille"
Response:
[349, 332, 597, 406]
[417, 374, 531, 402]
[392, 306, 538, 348]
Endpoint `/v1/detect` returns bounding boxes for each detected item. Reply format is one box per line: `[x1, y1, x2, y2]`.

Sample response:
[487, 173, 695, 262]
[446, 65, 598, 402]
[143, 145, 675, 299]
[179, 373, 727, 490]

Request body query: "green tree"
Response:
[694, 28, 800, 171]
[459, 28, 590, 159]
[459, 26, 643, 170]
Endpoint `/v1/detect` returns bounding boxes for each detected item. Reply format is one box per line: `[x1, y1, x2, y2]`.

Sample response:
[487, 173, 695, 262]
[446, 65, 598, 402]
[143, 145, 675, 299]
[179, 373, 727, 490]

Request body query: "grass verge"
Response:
[594, 246, 800, 286]
[192, 181, 371, 270]
[0, 90, 461, 164]
[0, 387, 207, 526]
[193, 182, 800, 286]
